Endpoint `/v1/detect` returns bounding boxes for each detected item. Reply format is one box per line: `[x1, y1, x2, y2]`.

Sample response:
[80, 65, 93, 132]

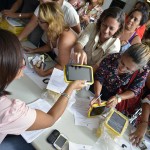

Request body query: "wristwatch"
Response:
[116, 94, 122, 103]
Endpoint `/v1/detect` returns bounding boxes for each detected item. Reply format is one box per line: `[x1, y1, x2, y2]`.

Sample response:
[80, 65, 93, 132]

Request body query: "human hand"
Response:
[106, 96, 118, 108]
[2, 10, 18, 18]
[74, 50, 87, 64]
[81, 15, 90, 23]
[69, 80, 86, 90]
[129, 123, 148, 146]
[90, 96, 101, 106]
[23, 46, 35, 54]
[33, 63, 47, 77]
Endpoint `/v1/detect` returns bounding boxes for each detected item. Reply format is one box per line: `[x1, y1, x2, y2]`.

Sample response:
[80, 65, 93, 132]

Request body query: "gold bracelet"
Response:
[61, 93, 70, 100]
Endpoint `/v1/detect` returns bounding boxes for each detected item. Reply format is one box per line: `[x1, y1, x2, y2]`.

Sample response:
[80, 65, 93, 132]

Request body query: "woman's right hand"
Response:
[23, 46, 35, 54]
[74, 50, 87, 65]
[69, 80, 86, 90]
[90, 96, 101, 106]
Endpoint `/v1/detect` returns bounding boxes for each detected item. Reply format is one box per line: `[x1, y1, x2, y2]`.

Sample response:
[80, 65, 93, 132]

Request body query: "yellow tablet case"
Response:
[104, 109, 129, 137]
[88, 102, 107, 118]
[64, 65, 94, 85]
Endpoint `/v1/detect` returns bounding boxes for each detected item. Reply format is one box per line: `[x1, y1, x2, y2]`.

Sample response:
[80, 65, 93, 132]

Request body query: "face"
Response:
[126, 11, 142, 30]
[100, 17, 120, 41]
[118, 54, 139, 74]
[38, 17, 49, 31]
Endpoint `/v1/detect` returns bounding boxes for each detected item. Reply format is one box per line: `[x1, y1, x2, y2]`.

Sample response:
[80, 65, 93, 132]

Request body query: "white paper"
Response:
[69, 141, 92, 150]
[21, 99, 51, 143]
[46, 68, 68, 93]
[71, 97, 101, 130]
[6, 17, 23, 26]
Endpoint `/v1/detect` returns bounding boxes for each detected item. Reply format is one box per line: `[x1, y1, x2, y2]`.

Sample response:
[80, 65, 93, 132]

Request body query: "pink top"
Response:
[0, 96, 36, 143]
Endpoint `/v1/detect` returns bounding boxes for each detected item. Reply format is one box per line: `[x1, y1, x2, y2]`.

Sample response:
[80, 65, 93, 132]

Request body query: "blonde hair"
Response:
[39, 2, 66, 42]
[97, 0, 104, 6]
[124, 43, 150, 68]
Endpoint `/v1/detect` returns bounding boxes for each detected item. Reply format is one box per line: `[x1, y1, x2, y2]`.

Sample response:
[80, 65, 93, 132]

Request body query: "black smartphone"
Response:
[47, 129, 60, 144]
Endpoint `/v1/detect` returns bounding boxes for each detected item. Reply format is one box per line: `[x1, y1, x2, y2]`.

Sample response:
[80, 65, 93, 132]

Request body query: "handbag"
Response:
[116, 70, 143, 116]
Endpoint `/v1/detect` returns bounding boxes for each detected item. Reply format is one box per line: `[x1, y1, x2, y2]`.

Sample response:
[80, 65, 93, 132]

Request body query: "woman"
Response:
[77, 0, 104, 29]
[129, 73, 150, 146]
[25, 2, 77, 76]
[120, 7, 149, 53]
[74, 7, 125, 72]
[91, 43, 150, 112]
[0, 29, 85, 149]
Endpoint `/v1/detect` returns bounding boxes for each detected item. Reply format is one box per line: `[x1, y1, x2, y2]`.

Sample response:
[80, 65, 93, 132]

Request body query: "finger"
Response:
[76, 54, 80, 64]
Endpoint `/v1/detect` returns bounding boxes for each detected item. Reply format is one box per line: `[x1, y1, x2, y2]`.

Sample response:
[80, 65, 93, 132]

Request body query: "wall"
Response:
[102, 0, 144, 13]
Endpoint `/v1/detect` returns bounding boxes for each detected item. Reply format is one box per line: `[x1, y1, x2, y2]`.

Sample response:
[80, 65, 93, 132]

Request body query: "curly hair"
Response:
[96, 7, 125, 38]
[39, 2, 67, 42]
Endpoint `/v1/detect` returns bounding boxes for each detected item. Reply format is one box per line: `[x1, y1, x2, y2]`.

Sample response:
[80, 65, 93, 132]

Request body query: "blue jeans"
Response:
[0, 135, 35, 150]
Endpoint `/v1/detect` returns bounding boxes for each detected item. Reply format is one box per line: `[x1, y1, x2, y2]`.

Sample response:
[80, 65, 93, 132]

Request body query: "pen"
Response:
[95, 94, 102, 101]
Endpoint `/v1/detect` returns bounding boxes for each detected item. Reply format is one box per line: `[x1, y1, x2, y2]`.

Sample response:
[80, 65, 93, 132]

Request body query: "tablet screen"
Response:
[107, 111, 126, 133]
[90, 106, 105, 116]
[66, 65, 92, 82]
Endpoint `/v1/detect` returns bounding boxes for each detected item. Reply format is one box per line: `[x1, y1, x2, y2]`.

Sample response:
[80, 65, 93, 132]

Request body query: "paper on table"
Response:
[46, 68, 68, 93]
[21, 99, 51, 143]
[69, 141, 92, 150]
[71, 97, 101, 130]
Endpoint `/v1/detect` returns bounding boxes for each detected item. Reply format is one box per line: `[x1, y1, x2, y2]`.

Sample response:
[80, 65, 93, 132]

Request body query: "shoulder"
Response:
[59, 29, 77, 45]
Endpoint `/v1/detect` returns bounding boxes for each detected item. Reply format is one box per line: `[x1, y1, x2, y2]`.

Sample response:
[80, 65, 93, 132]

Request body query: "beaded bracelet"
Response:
[61, 93, 70, 100]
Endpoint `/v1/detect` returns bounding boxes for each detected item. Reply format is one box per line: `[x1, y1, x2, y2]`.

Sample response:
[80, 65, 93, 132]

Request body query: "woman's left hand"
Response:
[129, 123, 148, 146]
[106, 96, 118, 108]
[33, 64, 46, 77]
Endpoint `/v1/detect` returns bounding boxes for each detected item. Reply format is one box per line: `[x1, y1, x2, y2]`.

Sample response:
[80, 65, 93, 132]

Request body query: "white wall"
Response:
[102, 0, 144, 13]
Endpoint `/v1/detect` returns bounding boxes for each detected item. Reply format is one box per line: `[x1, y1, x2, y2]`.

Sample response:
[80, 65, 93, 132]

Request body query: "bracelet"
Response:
[142, 98, 150, 105]
[19, 13, 22, 18]
[61, 93, 70, 100]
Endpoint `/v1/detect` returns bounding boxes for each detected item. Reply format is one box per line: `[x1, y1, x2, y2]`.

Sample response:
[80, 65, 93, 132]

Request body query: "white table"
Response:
[6, 40, 147, 150]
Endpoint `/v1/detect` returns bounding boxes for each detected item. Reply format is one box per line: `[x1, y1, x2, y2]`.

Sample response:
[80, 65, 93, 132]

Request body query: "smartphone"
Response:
[64, 65, 94, 85]
[47, 129, 60, 144]
[53, 134, 68, 150]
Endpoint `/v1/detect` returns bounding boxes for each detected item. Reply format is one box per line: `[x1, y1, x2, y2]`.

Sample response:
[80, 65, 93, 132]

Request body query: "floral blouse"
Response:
[95, 53, 149, 96]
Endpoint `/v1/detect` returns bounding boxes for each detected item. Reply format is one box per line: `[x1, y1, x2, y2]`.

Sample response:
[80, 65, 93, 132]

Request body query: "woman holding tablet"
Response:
[74, 7, 125, 72]
[0, 29, 85, 149]
[90, 43, 150, 113]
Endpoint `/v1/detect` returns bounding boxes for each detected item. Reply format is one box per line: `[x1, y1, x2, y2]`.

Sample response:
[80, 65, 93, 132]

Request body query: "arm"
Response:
[106, 90, 135, 108]
[71, 23, 81, 34]
[18, 14, 38, 41]
[129, 100, 150, 146]
[33, 30, 77, 77]
[27, 80, 86, 130]
[24, 44, 50, 54]
[7, 0, 23, 12]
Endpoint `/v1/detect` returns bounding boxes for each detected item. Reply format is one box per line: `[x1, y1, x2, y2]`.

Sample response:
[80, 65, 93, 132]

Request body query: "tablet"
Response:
[64, 65, 94, 85]
[105, 109, 128, 136]
[88, 102, 107, 118]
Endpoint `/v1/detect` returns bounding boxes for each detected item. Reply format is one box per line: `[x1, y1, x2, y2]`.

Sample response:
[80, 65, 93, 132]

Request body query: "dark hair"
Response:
[134, 1, 149, 10]
[0, 29, 23, 96]
[128, 7, 149, 26]
[124, 43, 150, 67]
[96, 7, 125, 38]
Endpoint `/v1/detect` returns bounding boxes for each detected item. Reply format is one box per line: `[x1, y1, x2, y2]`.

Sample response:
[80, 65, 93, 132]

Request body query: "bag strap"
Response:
[126, 70, 139, 89]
